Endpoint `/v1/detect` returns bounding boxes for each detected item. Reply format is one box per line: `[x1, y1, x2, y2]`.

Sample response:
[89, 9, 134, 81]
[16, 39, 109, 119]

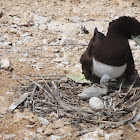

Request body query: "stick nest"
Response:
[14, 74, 140, 132]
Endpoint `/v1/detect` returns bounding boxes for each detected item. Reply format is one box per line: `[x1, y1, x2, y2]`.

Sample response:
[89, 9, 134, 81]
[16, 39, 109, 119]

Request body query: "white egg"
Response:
[89, 97, 104, 110]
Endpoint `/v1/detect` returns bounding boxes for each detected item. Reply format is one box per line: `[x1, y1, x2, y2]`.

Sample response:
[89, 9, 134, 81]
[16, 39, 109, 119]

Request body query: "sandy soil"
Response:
[0, 0, 140, 139]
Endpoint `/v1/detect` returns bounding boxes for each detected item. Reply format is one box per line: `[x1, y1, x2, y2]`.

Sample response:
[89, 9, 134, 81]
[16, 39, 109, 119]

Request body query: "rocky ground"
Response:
[0, 0, 140, 139]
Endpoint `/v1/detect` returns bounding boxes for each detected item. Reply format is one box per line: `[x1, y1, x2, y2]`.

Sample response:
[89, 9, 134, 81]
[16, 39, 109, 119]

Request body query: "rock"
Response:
[26, 125, 35, 128]
[13, 112, 25, 122]
[48, 21, 77, 34]
[69, 16, 81, 23]
[0, 37, 4, 42]
[5, 92, 14, 95]
[54, 119, 65, 128]
[44, 128, 54, 136]
[53, 58, 62, 63]
[49, 135, 61, 140]
[3, 134, 16, 139]
[80, 128, 104, 140]
[0, 58, 11, 70]
[46, 46, 60, 53]
[58, 126, 72, 135]
[80, 132, 99, 140]
[49, 112, 58, 119]
[60, 37, 78, 46]
[13, 111, 38, 123]
[89, 97, 104, 110]
[37, 127, 44, 133]
[38, 117, 49, 126]
[104, 130, 123, 140]
[10, 27, 18, 34]
[94, 128, 104, 137]
[20, 32, 32, 37]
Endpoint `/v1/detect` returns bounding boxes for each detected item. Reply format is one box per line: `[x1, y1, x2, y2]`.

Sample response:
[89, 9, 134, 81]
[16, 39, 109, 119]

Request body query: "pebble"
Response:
[38, 117, 49, 126]
[5, 91, 14, 95]
[104, 130, 123, 140]
[49, 135, 61, 140]
[0, 58, 11, 70]
[80, 132, 99, 140]
[89, 97, 104, 110]
[4, 134, 16, 139]
[37, 127, 44, 133]
[70, 16, 81, 23]
[58, 126, 72, 135]
[54, 119, 65, 128]
[44, 128, 53, 135]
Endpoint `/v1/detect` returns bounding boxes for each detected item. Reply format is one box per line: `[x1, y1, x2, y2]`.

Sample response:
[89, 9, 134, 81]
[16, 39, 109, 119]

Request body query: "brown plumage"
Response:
[80, 16, 140, 80]
[80, 27, 105, 80]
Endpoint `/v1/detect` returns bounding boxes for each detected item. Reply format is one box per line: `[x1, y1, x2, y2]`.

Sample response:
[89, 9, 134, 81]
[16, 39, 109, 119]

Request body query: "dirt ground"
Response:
[0, 0, 140, 139]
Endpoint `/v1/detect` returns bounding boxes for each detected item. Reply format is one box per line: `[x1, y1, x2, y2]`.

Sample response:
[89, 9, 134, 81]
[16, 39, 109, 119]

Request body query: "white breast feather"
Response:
[92, 57, 127, 78]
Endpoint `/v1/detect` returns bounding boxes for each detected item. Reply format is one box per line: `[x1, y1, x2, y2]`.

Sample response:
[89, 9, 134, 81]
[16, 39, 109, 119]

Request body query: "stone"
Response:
[80, 128, 104, 140]
[94, 128, 104, 137]
[46, 46, 60, 53]
[13, 111, 38, 123]
[49, 135, 61, 140]
[61, 37, 78, 46]
[104, 130, 123, 140]
[44, 128, 54, 136]
[3, 134, 16, 139]
[5, 92, 14, 95]
[53, 58, 62, 63]
[38, 117, 49, 126]
[70, 16, 81, 23]
[89, 97, 104, 110]
[48, 21, 77, 34]
[80, 132, 99, 140]
[49, 112, 58, 119]
[37, 127, 44, 133]
[54, 119, 65, 128]
[0, 58, 11, 70]
[58, 126, 72, 135]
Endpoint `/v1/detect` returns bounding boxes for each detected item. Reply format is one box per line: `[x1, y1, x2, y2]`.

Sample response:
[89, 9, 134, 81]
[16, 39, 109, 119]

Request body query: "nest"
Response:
[11, 74, 140, 135]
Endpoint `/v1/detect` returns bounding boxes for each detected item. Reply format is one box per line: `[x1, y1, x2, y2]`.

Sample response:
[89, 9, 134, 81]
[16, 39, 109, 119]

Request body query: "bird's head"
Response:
[100, 74, 116, 86]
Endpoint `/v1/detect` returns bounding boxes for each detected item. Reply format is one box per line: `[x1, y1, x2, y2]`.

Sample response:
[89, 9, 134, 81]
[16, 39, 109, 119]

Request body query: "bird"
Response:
[78, 74, 116, 100]
[80, 16, 140, 80]
[80, 27, 105, 80]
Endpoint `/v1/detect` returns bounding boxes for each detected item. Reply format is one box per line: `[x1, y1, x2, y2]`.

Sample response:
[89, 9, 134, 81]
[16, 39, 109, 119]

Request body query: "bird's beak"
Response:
[108, 78, 117, 85]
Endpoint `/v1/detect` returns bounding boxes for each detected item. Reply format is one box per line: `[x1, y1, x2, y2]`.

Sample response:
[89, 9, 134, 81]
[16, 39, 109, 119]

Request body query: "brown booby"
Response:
[80, 16, 140, 79]
[80, 27, 105, 80]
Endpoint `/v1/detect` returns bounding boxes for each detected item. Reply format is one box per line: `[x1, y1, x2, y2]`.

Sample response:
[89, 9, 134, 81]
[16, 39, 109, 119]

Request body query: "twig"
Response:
[25, 75, 41, 88]
[8, 92, 30, 112]
[75, 129, 94, 137]
[124, 89, 137, 104]
[100, 121, 124, 125]
[115, 75, 138, 107]
[113, 108, 138, 123]
[118, 79, 125, 93]
[129, 122, 138, 131]
[36, 69, 54, 96]
[128, 99, 140, 109]
[30, 85, 37, 100]
[25, 75, 54, 99]
[125, 74, 138, 96]
[45, 43, 88, 46]
[27, 74, 66, 78]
